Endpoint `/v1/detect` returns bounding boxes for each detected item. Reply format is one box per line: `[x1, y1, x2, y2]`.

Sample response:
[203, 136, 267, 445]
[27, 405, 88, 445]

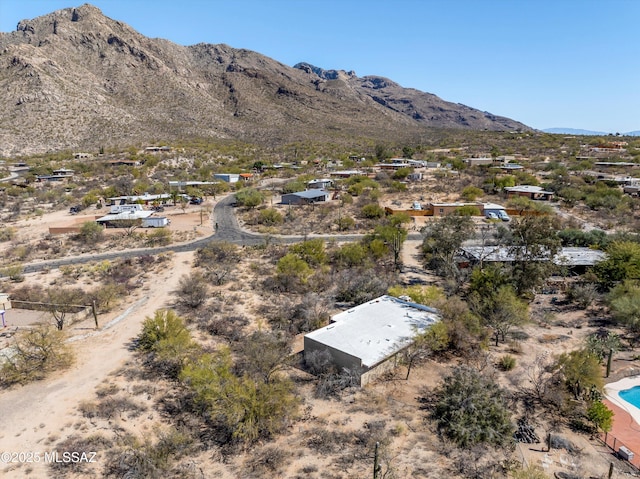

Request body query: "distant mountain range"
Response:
[543, 128, 640, 136]
[0, 4, 530, 156]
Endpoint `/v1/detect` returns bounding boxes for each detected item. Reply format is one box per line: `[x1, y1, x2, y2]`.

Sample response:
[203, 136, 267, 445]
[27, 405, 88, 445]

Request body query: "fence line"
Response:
[599, 431, 640, 471]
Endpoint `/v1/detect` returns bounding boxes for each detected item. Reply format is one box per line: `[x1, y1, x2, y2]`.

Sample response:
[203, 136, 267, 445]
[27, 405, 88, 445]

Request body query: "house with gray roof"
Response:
[304, 295, 440, 386]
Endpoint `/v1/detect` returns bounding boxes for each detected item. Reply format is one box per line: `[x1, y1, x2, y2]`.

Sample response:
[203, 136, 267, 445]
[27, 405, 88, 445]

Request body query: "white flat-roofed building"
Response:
[304, 295, 440, 386]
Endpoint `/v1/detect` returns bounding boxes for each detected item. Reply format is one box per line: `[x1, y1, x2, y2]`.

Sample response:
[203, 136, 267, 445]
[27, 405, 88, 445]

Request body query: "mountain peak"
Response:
[0, 5, 530, 156]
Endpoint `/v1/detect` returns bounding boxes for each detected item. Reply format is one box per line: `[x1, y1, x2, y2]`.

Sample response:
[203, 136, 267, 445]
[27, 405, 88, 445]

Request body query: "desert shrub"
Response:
[180, 349, 300, 444]
[334, 268, 392, 305]
[104, 428, 194, 478]
[138, 310, 199, 378]
[50, 434, 113, 475]
[274, 253, 313, 292]
[290, 238, 327, 266]
[195, 241, 240, 285]
[335, 215, 355, 231]
[0, 226, 16, 242]
[0, 263, 24, 282]
[146, 227, 172, 246]
[332, 243, 370, 269]
[175, 272, 208, 309]
[432, 366, 513, 448]
[235, 188, 264, 209]
[257, 208, 284, 225]
[461, 186, 484, 201]
[361, 203, 385, 219]
[499, 355, 517, 371]
[0, 325, 74, 386]
[244, 446, 291, 476]
[78, 221, 104, 244]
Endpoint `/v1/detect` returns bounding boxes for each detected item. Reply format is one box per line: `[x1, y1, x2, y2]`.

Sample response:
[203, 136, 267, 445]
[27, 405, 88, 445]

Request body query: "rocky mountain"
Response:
[0, 4, 530, 156]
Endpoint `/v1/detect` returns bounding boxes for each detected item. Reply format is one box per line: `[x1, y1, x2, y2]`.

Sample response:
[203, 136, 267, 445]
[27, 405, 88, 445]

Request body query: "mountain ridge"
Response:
[0, 4, 530, 156]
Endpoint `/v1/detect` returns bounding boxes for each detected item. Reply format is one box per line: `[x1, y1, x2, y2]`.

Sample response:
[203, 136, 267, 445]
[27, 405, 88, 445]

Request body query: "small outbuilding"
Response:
[304, 295, 440, 386]
[281, 190, 330, 205]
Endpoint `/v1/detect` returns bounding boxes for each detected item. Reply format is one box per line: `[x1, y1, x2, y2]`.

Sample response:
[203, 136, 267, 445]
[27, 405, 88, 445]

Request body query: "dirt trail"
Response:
[0, 251, 193, 478]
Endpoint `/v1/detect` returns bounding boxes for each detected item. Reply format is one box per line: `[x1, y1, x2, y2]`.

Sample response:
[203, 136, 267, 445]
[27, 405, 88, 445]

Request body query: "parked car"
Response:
[497, 211, 511, 222]
[69, 205, 83, 214]
[485, 212, 499, 220]
[412, 201, 422, 211]
[189, 197, 203, 205]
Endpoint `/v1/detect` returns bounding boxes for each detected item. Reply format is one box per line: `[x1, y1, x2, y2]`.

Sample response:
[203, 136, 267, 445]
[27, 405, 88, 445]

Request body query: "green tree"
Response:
[586, 400, 613, 432]
[432, 366, 513, 448]
[556, 349, 603, 401]
[595, 241, 640, 290]
[508, 215, 561, 295]
[470, 286, 529, 347]
[403, 321, 448, 379]
[257, 208, 284, 226]
[608, 280, 640, 333]
[235, 188, 264, 209]
[422, 214, 475, 279]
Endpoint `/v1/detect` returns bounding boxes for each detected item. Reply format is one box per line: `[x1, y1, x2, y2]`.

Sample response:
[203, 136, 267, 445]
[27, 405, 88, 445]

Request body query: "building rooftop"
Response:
[108, 193, 171, 202]
[504, 185, 554, 194]
[305, 295, 440, 368]
[96, 211, 153, 222]
[460, 246, 606, 266]
[286, 189, 330, 199]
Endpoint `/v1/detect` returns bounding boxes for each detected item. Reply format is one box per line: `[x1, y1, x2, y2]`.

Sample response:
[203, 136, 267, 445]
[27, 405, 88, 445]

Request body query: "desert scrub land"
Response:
[2, 134, 640, 478]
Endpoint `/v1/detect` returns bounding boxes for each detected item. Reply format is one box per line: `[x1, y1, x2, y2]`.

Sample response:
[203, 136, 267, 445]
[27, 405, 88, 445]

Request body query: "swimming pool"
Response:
[606, 377, 640, 427]
[620, 386, 640, 410]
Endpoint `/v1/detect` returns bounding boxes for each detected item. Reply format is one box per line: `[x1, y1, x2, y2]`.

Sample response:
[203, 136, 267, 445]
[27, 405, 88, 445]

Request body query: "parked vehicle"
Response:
[189, 197, 203, 205]
[69, 205, 83, 214]
[497, 211, 511, 222]
[485, 212, 499, 220]
[412, 201, 422, 211]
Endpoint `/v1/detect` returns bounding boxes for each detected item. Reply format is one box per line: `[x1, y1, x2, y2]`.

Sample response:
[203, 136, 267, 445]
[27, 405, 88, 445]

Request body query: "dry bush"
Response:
[0, 325, 74, 386]
[305, 427, 355, 454]
[49, 433, 113, 476]
[244, 445, 292, 477]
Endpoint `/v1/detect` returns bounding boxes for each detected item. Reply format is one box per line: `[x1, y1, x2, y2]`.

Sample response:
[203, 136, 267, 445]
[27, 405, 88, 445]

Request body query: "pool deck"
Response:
[604, 376, 640, 466]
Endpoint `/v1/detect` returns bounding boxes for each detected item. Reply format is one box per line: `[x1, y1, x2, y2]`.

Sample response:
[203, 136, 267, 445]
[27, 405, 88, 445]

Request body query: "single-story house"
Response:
[108, 193, 172, 205]
[281, 189, 330, 205]
[304, 295, 440, 386]
[308, 178, 333, 189]
[459, 246, 606, 272]
[105, 159, 142, 167]
[329, 170, 364, 178]
[492, 163, 524, 171]
[504, 185, 554, 201]
[429, 202, 482, 216]
[169, 180, 219, 190]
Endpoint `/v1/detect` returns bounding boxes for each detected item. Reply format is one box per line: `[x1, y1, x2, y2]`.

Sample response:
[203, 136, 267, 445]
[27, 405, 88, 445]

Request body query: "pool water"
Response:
[620, 386, 640, 409]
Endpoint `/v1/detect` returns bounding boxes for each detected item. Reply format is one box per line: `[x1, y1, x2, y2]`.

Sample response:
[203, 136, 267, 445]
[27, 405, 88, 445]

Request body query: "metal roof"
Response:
[460, 246, 606, 266]
[96, 211, 153, 222]
[285, 189, 330, 199]
[305, 295, 440, 368]
[504, 185, 554, 194]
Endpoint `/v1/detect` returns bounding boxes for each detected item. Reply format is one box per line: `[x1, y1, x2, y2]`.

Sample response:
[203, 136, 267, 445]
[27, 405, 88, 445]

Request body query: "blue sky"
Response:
[2, 0, 639, 133]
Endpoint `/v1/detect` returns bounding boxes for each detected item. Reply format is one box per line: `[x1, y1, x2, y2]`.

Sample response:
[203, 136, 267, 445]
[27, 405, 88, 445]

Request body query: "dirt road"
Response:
[0, 251, 193, 478]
